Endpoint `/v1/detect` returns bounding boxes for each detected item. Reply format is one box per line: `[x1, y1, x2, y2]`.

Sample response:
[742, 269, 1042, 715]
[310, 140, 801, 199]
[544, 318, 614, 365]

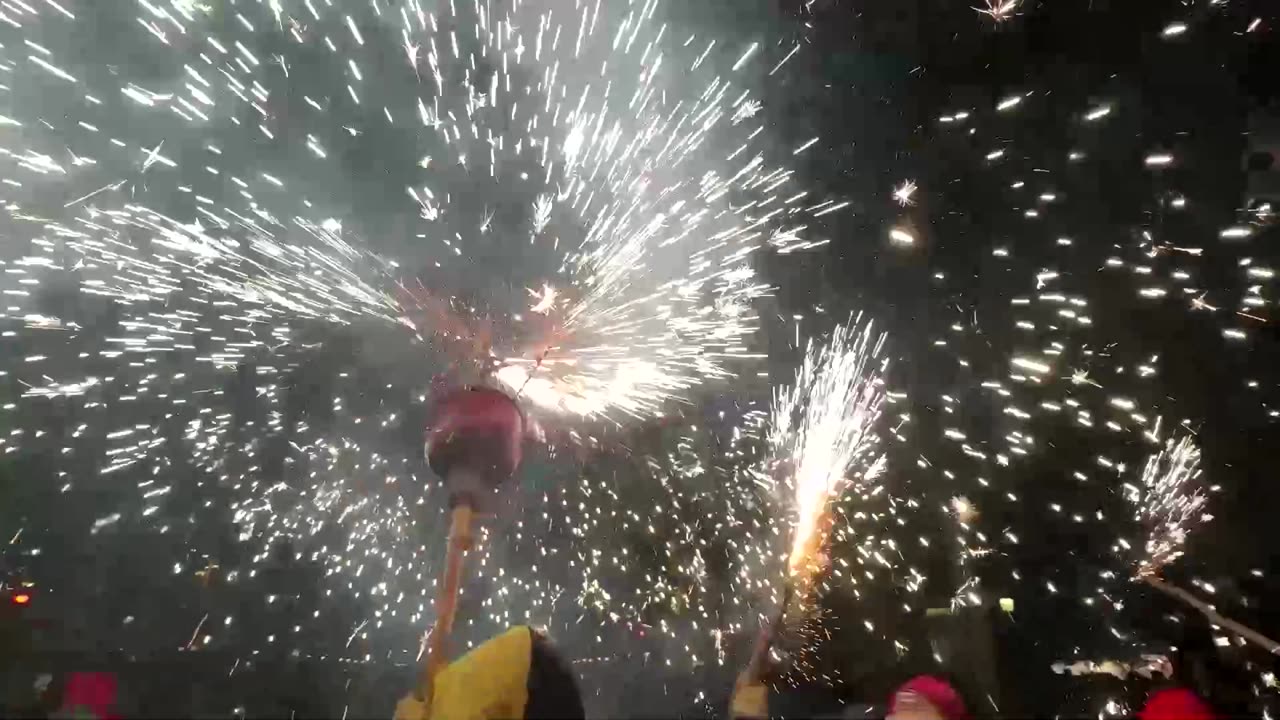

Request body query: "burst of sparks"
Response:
[528, 284, 558, 315]
[731, 99, 763, 125]
[893, 180, 918, 207]
[0, 0, 847, 672]
[531, 193, 553, 236]
[384, 0, 832, 422]
[1126, 435, 1211, 579]
[769, 316, 888, 580]
[974, 0, 1019, 22]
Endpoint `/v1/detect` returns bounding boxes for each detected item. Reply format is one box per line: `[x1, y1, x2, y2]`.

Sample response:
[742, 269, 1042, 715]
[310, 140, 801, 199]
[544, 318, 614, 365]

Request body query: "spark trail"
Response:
[0, 0, 841, 669]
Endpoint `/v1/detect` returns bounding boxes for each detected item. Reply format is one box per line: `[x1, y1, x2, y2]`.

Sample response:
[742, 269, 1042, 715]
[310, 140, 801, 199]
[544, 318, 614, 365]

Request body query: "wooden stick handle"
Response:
[743, 622, 773, 682]
[1143, 575, 1280, 655]
[415, 503, 475, 701]
[743, 585, 793, 682]
[732, 593, 791, 720]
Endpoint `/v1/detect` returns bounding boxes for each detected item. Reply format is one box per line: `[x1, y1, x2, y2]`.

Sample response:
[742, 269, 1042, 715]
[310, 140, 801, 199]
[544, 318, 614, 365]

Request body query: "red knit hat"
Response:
[888, 675, 968, 720]
[58, 672, 119, 720]
[1138, 688, 1215, 720]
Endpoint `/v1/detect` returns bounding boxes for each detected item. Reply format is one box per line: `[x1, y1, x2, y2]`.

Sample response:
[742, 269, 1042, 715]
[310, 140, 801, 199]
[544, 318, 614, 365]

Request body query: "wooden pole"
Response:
[415, 502, 476, 702]
[731, 586, 793, 719]
[731, 625, 773, 720]
[742, 615, 774, 684]
[744, 584, 793, 680]
[1143, 575, 1280, 655]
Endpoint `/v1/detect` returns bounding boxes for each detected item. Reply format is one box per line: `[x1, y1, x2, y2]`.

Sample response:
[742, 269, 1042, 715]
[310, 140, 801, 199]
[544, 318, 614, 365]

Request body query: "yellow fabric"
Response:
[394, 626, 532, 720]
[393, 694, 431, 720]
[730, 681, 768, 718]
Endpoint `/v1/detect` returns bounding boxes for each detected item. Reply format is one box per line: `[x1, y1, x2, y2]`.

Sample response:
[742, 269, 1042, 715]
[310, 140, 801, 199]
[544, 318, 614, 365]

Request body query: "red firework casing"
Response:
[425, 386, 524, 510]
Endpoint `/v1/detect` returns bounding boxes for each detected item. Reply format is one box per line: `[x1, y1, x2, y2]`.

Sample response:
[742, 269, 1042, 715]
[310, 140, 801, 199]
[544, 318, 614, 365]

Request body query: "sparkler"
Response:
[734, 316, 887, 683]
[974, 0, 1019, 23]
[770, 316, 888, 584]
[1125, 434, 1209, 580]
[893, 180, 918, 207]
[1119, 436, 1278, 653]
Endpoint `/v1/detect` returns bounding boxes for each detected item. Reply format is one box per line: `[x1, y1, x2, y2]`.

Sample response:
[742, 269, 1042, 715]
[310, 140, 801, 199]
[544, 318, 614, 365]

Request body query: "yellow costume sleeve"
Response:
[395, 626, 533, 720]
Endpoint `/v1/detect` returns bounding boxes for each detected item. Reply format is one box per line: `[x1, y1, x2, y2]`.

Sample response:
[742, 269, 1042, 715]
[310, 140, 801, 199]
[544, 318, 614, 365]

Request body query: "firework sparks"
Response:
[893, 180, 918, 207]
[0, 0, 1266, 701]
[0, 0, 860, 674]
[974, 0, 1019, 22]
[1126, 435, 1211, 579]
[528, 284, 558, 315]
[769, 316, 888, 581]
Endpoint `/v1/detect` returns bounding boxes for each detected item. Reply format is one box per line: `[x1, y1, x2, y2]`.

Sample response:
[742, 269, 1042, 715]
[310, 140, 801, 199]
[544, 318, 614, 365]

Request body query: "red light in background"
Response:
[12, 593, 30, 605]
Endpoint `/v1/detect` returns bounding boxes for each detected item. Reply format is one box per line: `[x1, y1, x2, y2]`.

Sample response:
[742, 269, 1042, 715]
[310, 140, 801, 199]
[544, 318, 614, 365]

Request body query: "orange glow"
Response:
[13, 593, 31, 605]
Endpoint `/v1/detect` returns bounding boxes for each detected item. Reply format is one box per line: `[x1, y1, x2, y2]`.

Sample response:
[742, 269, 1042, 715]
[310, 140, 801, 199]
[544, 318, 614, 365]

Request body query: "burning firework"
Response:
[974, 0, 1019, 22]
[1125, 434, 1211, 579]
[769, 316, 889, 584]
[729, 316, 889, 690]
[369, 0, 826, 422]
[893, 180, 918, 207]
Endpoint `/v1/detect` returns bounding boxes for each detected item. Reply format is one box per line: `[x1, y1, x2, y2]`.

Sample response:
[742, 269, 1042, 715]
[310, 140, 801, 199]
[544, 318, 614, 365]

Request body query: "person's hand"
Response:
[730, 669, 768, 719]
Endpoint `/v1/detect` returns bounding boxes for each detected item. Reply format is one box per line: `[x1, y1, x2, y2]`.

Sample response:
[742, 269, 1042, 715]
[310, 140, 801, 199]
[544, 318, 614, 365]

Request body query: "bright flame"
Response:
[974, 0, 1018, 21]
[893, 180, 918, 207]
[770, 316, 888, 580]
[529, 284, 558, 315]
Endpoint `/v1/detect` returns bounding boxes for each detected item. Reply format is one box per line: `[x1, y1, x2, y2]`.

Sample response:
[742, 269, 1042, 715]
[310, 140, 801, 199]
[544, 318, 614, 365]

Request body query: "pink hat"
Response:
[888, 675, 968, 720]
[1138, 688, 1215, 720]
[58, 672, 119, 720]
